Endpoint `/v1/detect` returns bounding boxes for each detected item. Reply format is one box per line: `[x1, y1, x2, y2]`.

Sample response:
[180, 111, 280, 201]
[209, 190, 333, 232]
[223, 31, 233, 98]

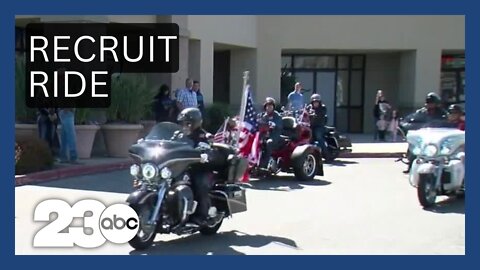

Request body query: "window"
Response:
[442, 55, 465, 69]
[282, 56, 292, 69]
[338, 56, 349, 69]
[294, 56, 335, 69]
[280, 54, 366, 133]
[440, 54, 465, 105]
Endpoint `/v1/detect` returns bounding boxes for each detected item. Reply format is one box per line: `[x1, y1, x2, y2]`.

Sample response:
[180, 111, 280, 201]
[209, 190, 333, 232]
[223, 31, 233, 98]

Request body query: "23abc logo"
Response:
[33, 199, 139, 248]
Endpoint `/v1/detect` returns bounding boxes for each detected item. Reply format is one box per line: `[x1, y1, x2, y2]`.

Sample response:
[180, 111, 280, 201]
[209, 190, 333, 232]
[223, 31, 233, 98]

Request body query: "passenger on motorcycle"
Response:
[447, 104, 465, 131]
[258, 97, 284, 171]
[173, 108, 221, 227]
[307, 94, 328, 155]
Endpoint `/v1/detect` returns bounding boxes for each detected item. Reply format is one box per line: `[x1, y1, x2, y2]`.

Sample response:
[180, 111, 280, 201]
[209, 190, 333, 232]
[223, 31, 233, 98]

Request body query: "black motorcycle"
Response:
[321, 125, 352, 162]
[304, 110, 352, 163]
[126, 122, 249, 250]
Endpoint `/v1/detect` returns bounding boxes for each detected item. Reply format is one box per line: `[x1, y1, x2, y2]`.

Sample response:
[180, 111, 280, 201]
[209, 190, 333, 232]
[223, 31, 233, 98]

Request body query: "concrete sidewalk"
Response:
[15, 134, 407, 186]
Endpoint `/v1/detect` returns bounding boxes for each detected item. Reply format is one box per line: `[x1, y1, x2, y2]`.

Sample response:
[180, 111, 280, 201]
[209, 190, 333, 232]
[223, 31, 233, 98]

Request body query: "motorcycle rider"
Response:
[447, 104, 465, 131]
[258, 97, 284, 171]
[404, 92, 449, 173]
[415, 92, 448, 123]
[173, 108, 222, 227]
[307, 94, 328, 155]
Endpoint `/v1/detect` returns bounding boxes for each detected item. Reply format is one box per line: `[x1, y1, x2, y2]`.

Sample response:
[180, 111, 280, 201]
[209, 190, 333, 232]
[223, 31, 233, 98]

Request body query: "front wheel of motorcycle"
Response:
[417, 174, 437, 208]
[128, 202, 157, 250]
[199, 218, 223, 236]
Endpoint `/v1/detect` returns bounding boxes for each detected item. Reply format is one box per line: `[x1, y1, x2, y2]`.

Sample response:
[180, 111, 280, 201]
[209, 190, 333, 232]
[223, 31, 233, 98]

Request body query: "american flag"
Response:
[213, 118, 228, 144]
[238, 87, 260, 165]
[237, 86, 262, 182]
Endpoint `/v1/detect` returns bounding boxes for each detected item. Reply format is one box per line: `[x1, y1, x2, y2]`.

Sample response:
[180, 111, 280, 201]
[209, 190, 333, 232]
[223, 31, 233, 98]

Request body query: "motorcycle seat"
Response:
[325, 126, 335, 132]
[280, 135, 291, 142]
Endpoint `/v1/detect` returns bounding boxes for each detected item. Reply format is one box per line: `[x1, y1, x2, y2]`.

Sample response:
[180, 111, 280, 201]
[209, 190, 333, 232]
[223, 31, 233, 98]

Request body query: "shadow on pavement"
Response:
[35, 169, 134, 194]
[248, 176, 331, 192]
[424, 197, 465, 215]
[129, 230, 299, 255]
[324, 159, 359, 167]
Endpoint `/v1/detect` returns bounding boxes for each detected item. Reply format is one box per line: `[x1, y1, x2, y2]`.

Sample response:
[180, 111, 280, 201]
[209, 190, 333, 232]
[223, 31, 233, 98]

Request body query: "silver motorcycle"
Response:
[407, 127, 465, 208]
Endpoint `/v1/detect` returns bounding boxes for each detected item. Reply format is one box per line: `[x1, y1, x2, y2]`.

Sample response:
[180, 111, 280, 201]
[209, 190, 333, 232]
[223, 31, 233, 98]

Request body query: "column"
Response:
[413, 48, 442, 107]
[255, 45, 281, 106]
[398, 50, 417, 111]
[188, 39, 201, 83]
[170, 16, 190, 93]
[229, 48, 257, 110]
[199, 40, 214, 105]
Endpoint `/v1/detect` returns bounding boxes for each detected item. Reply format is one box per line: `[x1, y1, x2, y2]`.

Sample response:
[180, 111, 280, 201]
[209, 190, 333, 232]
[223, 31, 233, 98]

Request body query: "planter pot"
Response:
[15, 123, 38, 140]
[101, 124, 144, 158]
[57, 124, 101, 159]
[138, 120, 156, 139]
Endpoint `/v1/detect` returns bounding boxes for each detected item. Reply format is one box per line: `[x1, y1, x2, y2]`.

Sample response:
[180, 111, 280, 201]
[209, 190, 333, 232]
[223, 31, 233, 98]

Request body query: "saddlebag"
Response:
[211, 184, 247, 215]
[337, 135, 352, 148]
[209, 143, 249, 183]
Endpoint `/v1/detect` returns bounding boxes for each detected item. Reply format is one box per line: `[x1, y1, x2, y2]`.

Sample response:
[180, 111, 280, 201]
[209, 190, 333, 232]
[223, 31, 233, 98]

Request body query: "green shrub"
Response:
[15, 56, 37, 123]
[75, 108, 93, 125]
[15, 136, 54, 175]
[203, 103, 233, 133]
[106, 74, 156, 124]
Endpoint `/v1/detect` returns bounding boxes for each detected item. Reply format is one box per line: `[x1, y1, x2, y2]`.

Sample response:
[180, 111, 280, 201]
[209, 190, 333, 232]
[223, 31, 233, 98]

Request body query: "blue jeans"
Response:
[37, 115, 54, 150]
[58, 110, 78, 161]
[312, 126, 328, 153]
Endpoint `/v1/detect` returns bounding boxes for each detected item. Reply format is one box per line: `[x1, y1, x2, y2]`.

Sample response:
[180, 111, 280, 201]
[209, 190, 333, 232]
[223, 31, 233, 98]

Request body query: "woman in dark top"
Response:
[373, 90, 391, 141]
[153, 84, 175, 123]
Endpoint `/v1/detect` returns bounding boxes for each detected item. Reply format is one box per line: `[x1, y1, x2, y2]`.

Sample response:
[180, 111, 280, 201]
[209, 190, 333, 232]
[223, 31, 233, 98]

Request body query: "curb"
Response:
[341, 152, 404, 158]
[15, 160, 133, 187]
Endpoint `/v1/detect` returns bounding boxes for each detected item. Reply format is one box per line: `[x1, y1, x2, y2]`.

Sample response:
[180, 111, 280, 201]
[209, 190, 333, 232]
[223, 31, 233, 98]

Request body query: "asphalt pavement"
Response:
[15, 158, 465, 255]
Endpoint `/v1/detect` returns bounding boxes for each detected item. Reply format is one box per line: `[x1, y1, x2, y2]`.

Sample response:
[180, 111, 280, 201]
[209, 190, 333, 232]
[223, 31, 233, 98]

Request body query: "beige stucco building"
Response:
[16, 15, 465, 133]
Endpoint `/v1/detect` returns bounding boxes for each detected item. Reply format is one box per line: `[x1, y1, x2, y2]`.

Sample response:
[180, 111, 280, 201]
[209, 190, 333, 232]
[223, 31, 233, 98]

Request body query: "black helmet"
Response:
[448, 104, 464, 115]
[263, 97, 276, 109]
[425, 92, 441, 104]
[311, 94, 321, 103]
[177, 108, 203, 135]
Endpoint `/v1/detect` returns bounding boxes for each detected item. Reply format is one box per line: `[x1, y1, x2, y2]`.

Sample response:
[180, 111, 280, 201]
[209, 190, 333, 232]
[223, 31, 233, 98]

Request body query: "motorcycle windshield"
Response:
[130, 122, 200, 164]
[145, 122, 182, 141]
[400, 112, 451, 132]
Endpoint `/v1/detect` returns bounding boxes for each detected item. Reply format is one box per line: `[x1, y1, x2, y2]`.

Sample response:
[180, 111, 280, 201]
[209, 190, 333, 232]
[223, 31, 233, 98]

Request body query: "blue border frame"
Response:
[4, 0, 477, 268]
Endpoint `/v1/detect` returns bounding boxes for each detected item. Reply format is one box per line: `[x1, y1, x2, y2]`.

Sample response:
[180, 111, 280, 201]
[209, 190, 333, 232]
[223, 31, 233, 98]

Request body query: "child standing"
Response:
[376, 114, 388, 141]
[389, 110, 400, 142]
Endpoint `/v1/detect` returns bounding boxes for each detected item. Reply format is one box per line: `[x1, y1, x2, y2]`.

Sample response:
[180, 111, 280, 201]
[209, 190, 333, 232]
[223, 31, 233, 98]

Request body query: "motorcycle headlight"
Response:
[412, 146, 421, 155]
[130, 164, 140, 176]
[440, 146, 451, 155]
[142, 163, 158, 180]
[440, 139, 454, 155]
[160, 167, 172, 179]
[423, 145, 438, 157]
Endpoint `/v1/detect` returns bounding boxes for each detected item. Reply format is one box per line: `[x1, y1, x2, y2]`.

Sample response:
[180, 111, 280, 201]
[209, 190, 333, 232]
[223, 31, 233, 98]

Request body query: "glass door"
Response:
[316, 72, 336, 126]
